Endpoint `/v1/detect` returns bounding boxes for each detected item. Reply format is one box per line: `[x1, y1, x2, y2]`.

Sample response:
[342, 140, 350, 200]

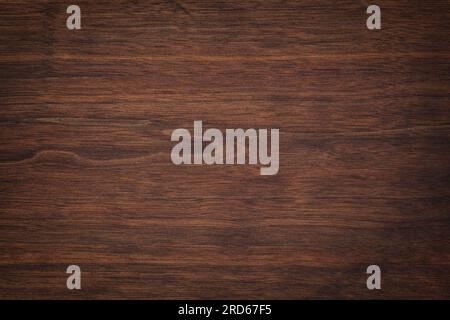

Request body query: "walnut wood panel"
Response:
[0, 0, 449, 299]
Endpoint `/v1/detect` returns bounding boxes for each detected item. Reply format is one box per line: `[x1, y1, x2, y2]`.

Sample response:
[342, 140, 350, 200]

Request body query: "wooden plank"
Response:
[0, 0, 449, 299]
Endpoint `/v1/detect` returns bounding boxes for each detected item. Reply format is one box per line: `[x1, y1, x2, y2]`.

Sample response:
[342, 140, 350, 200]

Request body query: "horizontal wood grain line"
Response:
[2, 52, 450, 62]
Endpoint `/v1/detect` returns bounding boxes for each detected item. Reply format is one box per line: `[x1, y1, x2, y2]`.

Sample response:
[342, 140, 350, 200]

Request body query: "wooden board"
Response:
[0, 0, 449, 299]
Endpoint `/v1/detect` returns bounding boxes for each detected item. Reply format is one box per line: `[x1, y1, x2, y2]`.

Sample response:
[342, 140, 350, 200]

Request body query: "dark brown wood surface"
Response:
[0, 0, 449, 299]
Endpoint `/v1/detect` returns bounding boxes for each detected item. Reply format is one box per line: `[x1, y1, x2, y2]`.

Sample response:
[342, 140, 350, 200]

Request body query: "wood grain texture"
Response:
[0, 0, 449, 299]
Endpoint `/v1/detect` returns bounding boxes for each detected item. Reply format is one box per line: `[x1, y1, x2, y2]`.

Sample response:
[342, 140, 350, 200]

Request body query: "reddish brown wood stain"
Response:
[0, 0, 449, 299]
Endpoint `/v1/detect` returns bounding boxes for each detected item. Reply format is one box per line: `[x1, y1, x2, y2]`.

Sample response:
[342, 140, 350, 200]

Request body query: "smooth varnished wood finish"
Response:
[0, 0, 449, 299]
